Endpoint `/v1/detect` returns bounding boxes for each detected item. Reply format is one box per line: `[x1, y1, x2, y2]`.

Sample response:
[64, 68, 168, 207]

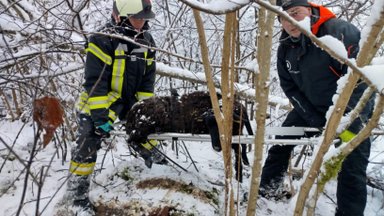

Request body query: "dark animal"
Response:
[126, 91, 253, 182]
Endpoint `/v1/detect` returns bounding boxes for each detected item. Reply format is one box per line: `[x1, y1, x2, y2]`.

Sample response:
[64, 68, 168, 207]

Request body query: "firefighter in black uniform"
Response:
[65, 0, 164, 214]
[259, 1, 374, 216]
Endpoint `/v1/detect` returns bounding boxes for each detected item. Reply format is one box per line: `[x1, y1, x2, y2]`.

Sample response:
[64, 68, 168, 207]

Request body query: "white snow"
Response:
[244, 58, 259, 74]
[297, 16, 311, 33]
[1, 0, 383, 216]
[1, 117, 383, 215]
[359, 0, 384, 50]
[361, 64, 384, 94]
[318, 35, 348, 60]
[180, 0, 250, 13]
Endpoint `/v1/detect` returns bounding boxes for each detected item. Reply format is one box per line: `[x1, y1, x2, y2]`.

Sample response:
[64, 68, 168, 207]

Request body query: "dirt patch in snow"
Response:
[136, 177, 219, 205]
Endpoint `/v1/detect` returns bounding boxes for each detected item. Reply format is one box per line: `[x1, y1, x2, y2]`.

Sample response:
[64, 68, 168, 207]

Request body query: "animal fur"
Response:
[126, 91, 252, 182]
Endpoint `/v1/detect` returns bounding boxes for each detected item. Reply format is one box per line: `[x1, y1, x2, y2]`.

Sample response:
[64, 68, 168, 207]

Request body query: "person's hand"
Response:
[335, 129, 356, 147]
[339, 129, 356, 142]
[95, 122, 113, 138]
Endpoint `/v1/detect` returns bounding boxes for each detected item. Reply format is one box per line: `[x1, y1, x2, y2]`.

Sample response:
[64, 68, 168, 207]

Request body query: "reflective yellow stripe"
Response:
[339, 130, 356, 142]
[86, 43, 112, 65]
[80, 91, 88, 99]
[69, 160, 96, 176]
[108, 109, 117, 122]
[77, 101, 90, 114]
[136, 92, 154, 101]
[132, 48, 147, 53]
[131, 49, 155, 101]
[111, 44, 125, 95]
[146, 57, 154, 66]
[144, 51, 153, 66]
[106, 44, 125, 121]
[77, 91, 90, 114]
[88, 96, 108, 109]
[107, 91, 120, 106]
[141, 139, 158, 150]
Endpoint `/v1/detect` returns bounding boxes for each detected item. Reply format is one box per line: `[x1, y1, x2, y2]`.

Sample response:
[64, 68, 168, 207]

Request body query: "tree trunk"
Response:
[192, 9, 237, 215]
[246, 1, 276, 215]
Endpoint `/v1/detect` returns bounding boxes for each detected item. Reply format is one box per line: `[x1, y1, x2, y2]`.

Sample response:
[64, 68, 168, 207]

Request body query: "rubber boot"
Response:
[150, 146, 168, 165]
[130, 141, 167, 168]
[65, 174, 95, 215]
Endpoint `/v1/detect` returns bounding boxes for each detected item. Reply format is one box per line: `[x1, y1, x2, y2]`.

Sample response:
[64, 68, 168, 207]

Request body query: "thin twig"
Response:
[16, 129, 41, 216]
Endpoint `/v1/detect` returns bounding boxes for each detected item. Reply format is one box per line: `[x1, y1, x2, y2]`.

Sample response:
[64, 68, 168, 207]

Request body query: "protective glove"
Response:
[339, 130, 356, 142]
[95, 122, 113, 138]
[335, 129, 356, 147]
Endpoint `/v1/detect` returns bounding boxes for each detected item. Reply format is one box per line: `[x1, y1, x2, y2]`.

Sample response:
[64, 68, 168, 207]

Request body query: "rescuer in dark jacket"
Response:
[260, 1, 374, 215]
[65, 0, 164, 214]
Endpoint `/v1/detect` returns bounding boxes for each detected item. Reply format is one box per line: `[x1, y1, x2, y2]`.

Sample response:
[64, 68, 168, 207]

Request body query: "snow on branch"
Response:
[0, 64, 83, 85]
[156, 62, 291, 109]
[361, 65, 384, 95]
[359, 0, 384, 51]
[178, 0, 250, 14]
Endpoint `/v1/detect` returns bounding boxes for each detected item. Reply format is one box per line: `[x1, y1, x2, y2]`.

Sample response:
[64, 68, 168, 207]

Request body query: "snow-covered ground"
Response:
[1, 0, 383, 215]
[1, 120, 383, 215]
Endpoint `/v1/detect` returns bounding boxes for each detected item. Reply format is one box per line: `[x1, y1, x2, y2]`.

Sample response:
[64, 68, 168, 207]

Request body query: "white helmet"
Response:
[113, 0, 155, 19]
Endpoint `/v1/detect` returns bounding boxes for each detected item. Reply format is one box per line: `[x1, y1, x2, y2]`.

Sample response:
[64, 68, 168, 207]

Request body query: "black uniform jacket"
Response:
[277, 3, 373, 133]
[81, 20, 156, 125]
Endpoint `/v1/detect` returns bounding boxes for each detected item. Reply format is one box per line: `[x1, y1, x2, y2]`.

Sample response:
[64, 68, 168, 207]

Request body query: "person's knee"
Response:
[341, 146, 370, 175]
[337, 155, 368, 215]
[72, 136, 100, 162]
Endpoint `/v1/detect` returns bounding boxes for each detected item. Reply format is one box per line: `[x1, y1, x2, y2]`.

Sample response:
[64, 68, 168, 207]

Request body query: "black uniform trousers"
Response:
[72, 114, 102, 165]
[66, 114, 103, 204]
[260, 110, 371, 216]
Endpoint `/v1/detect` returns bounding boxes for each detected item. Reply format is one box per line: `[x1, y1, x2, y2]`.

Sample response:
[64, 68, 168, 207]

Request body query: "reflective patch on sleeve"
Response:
[108, 109, 117, 122]
[135, 92, 154, 101]
[77, 91, 91, 114]
[141, 139, 158, 150]
[86, 42, 112, 65]
[88, 96, 109, 109]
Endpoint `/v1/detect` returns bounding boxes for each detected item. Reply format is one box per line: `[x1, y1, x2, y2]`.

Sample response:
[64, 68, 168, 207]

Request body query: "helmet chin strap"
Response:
[112, 11, 121, 24]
